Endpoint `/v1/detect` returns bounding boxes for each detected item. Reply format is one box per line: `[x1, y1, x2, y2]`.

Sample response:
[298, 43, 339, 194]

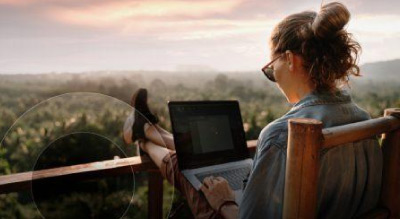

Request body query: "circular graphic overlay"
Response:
[1, 92, 175, 218]
[32, 133, 134, 219]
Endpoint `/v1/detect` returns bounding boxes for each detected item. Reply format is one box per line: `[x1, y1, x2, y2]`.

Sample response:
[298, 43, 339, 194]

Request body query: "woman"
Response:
[123, 2, 382, 218]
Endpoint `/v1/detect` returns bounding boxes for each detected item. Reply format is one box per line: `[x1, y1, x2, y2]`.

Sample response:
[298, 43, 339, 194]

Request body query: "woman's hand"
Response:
[200, 176, 235, 210]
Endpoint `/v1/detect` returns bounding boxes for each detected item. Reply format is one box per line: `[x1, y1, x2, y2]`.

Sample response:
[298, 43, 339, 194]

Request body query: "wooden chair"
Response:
[283, 108, 400, 219]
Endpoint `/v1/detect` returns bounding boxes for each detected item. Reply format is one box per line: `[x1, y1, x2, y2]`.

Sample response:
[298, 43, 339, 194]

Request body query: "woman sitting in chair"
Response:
[123, 2, 382, 218]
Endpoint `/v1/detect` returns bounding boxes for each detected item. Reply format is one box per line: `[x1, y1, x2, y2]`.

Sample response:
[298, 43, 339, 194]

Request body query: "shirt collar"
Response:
[290, 89, 352, 111]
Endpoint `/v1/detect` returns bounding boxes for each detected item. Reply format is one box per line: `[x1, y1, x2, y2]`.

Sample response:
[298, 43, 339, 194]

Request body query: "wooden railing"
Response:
[0, 139, 256, 218]
[1, 108, 399, 219]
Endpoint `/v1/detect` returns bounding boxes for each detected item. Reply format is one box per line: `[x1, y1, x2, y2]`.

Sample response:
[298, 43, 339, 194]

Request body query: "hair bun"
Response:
[311, 2, 350, 39]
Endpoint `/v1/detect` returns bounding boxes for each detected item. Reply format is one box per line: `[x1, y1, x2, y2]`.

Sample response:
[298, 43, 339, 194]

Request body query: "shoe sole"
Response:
[131, 89, 148, 156]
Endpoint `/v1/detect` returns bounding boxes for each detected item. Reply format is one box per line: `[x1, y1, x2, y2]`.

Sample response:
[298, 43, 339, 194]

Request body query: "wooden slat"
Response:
[283, 118, 323, 219]
[322, 115, 400, 148]
[0, 140, 257, 194]
[380, 109, 400, 218]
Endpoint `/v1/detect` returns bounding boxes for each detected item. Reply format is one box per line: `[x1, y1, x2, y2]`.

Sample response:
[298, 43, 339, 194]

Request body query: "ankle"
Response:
[138, 140, 148, 153]
[144, 123, 151, 137]
[154, 124, 168, 134]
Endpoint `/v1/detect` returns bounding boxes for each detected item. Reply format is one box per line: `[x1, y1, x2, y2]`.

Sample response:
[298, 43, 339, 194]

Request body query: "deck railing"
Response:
[0, 139, 256, 218]
[0, 108, 399, 219]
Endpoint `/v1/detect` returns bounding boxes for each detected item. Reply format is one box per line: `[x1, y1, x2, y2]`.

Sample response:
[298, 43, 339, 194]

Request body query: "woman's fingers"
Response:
[215, 176, 226, 182]
[204, 176, 228, 187]
[203, 176, 214, 188]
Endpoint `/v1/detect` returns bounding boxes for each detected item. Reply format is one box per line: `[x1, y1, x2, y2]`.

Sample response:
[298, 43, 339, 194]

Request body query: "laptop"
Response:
[168, 100, 253, 203]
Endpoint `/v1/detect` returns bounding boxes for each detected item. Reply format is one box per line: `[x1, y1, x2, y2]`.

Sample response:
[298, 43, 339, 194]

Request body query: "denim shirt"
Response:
[239, 90, 382, 219]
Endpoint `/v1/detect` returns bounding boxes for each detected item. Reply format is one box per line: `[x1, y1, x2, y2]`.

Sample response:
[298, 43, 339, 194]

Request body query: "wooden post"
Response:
[283, 118, 323, 219]
[380, 108, 400, 218]
[148, 171, 163, 219]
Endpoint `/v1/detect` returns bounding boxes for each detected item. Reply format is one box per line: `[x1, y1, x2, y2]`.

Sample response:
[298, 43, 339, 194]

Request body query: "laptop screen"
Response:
[168, 101, 249, 169]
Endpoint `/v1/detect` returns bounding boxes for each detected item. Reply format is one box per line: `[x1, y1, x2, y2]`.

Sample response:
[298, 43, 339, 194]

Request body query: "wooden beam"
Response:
[380, 108, 400, 218]
[0, 140, 257, 194]
[322, 115, 400, 148]
[0, 156, 158, 194]
[148, 172, 163, 219]
[283, 118, 323, 219]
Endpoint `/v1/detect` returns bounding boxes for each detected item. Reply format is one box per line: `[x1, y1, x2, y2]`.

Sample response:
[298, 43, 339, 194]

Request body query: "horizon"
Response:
[1, 58, 399, 75]
[1, 0, 400, 74]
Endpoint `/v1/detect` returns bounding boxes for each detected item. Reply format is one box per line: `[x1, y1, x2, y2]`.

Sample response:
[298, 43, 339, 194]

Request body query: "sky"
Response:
[1, 0, 400, 73]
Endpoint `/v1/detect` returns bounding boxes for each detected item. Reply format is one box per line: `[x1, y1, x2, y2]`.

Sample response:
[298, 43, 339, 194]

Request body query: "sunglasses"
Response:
[261, 54, 282, 82]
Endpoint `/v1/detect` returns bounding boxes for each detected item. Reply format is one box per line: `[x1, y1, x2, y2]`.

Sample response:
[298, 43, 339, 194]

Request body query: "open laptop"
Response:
[168, 100, 253, 203]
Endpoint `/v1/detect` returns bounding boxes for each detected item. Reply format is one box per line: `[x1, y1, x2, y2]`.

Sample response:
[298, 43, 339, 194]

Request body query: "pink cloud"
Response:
[0, 0, 63, 6]
[46, 0, 243, 27]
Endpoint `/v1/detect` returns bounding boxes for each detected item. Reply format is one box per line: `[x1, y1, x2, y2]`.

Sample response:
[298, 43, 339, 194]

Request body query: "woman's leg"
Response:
[139, 140, 218, 219]
[144, 123, 175, 150]
[140, 140, 170, 168]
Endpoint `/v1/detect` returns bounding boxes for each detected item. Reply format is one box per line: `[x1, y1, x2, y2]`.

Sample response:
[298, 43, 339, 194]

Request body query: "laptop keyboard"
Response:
[195, 166, 250, 190]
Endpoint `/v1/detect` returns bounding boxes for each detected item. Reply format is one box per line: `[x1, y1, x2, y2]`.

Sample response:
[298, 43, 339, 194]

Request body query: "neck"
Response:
[288, 83, 314, 104]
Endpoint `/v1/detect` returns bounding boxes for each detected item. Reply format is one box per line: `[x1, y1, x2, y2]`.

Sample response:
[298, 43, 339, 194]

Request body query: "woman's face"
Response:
[269, 52, 291, 100]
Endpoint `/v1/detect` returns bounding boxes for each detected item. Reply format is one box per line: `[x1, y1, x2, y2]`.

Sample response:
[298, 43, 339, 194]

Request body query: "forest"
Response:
[0, 71, 399, 218]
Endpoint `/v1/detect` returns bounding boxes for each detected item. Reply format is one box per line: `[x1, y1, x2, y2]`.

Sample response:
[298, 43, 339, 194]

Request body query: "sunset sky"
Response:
[1, 0, 399, 73]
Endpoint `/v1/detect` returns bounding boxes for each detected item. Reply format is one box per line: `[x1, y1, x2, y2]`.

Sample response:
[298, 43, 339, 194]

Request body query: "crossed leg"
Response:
[139, 124, 173, 168]
[139, 123, 219, 219]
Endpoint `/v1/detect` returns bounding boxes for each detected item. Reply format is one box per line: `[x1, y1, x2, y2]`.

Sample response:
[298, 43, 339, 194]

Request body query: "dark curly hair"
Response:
[270, 2, 361, 92]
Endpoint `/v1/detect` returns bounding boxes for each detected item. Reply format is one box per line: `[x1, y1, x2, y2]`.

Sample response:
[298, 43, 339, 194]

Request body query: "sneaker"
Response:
[122, 113, 147, 156]
[122, 110, 136, 145]
[130, 88, 159, 125]
[123, 88, 158, 145]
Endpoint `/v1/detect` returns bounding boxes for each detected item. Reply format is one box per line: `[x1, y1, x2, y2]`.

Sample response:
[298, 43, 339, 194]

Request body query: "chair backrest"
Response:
[282, 108, 400, 219]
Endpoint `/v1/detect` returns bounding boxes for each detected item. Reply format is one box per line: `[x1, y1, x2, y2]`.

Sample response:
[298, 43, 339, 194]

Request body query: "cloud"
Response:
[47, 0, 243, 27]
[39, 0, 280, 41]
[351, 14, 400, 33]
[146, 19, 278, 40]
[345, 0, 400, 15]
[0, 0, 67, 7]
[349, 14, 400, 42]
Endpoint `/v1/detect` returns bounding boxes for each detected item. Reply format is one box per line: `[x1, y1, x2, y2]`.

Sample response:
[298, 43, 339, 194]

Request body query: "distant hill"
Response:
[360, 59, 400, 81]
[1, 59, 399, 83]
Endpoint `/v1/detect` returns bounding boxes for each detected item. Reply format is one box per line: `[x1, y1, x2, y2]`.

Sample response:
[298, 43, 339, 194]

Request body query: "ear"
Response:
[285, 50, 294, 72]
